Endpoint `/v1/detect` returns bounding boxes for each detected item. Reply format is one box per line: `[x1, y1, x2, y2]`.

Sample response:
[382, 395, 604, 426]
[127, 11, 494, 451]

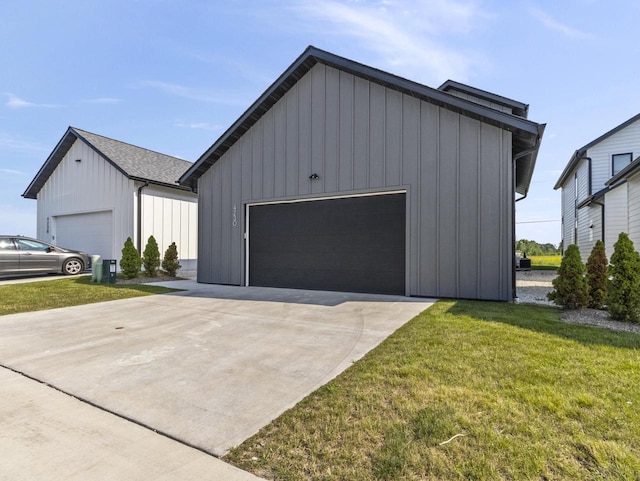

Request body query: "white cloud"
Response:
[530, 8, 592, 39]
[174, 120, 223, 132]
[84, 97, 122, 104]
[138, 81, 248, 106]
[0, 168, 24, 175]
[0, 133, 48, 152]
[4, 93, 63, 109]
[292, 0, 490, 82]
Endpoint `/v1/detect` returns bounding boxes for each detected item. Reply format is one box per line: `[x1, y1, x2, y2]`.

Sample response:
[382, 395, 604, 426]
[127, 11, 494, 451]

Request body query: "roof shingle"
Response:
[23, 127, 192, 199]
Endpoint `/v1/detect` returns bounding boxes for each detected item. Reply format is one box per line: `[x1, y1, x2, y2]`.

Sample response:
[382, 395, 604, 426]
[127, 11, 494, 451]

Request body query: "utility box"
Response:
[519, 258, 531, 270]
[101, 259, 117, 284]
[91, 255, 102, 282]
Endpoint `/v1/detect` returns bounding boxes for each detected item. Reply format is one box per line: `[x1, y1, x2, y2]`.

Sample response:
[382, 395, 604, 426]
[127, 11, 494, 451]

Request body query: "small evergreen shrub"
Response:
[162, 242, 181, 277]
[607, 232, 640, 323]
[120, 237, 141, 279]
[547, 244, 590, 309]
[586, 240, 608, 309]
[142, 235, 161, 276]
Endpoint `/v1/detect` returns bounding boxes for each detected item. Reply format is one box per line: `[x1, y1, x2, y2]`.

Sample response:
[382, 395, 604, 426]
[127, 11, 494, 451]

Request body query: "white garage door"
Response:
[55, 211, 113, 260]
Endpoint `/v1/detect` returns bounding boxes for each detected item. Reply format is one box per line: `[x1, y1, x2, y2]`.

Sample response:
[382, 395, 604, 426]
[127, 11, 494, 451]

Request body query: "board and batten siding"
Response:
[604, 183, 629, 259]
[588, 117, 640, 192]
[138, 184, 198, 271]
[36, 138, 135, 259]
[198, 64, 513, 301]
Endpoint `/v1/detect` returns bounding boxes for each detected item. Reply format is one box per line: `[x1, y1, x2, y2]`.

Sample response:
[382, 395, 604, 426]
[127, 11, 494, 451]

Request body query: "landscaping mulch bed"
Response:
[517, 270, 640, 335]
[116, 274, 185, 285]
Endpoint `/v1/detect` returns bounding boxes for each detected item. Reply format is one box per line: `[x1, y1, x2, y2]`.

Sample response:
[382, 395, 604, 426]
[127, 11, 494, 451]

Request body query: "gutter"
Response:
[137, 182, 149, 253]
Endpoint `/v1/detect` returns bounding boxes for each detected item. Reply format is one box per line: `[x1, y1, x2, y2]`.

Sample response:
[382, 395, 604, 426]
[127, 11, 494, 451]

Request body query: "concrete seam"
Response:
[0, 363, 222, 460]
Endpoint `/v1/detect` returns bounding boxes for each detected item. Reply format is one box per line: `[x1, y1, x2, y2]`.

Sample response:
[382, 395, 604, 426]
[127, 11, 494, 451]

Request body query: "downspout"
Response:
[577, 156, 601, 241]
[137, 182, 149, 253]
[512, 141, 541, 302]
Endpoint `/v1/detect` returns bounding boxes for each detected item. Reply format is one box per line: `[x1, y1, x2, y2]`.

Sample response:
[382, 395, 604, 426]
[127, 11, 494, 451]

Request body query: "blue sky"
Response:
[2, 0, 639, 245]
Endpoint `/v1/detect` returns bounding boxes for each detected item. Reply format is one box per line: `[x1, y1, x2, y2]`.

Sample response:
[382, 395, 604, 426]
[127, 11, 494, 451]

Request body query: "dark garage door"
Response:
[249, 193, 405, 295]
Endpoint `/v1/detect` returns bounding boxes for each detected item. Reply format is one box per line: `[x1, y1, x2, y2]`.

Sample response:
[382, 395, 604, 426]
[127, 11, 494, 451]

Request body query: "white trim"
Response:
[245, 204, 250, 286]
[245, 189, 407, 208]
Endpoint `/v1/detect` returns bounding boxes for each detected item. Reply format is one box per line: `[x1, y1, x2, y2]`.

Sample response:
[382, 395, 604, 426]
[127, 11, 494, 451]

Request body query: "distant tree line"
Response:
[515, 239, 560, 256]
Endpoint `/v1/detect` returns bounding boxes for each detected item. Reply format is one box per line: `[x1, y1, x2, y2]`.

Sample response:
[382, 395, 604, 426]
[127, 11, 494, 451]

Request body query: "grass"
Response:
[529, 255, 561, 270]
[0, 275, 180, 316]
[225, 301, 640, 481]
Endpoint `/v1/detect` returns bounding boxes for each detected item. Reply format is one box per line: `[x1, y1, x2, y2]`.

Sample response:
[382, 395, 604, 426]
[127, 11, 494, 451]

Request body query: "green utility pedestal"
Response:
[101, 259, 117, 284]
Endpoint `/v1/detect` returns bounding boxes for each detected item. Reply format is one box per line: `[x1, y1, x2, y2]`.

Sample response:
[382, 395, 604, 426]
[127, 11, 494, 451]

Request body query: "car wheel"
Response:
[63, 258, 84, 275]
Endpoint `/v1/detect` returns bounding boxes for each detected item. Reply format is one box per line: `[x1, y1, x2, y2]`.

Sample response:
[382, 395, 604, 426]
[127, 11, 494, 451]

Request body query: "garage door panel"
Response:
[55, 211, 113, 260]
[249, 193, 405, 295]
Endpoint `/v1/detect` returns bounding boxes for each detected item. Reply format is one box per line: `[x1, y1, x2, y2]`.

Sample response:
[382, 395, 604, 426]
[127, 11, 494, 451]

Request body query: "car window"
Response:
[0, 238, 16, 250]
[16, 239, 50, 251]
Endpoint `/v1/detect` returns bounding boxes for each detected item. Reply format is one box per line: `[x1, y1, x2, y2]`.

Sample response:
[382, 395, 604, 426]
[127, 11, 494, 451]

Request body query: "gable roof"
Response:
[23, 127, 193, 199]
[554, 112, 640, 190]
[180, 46, 545, 196]
[437, 80, 529, 118]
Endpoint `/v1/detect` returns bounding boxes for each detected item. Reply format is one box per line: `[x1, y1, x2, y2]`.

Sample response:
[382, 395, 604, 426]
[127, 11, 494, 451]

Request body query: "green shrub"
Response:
[120, 237, 141, 279]
[162, 242, 181, 277]
[586, 240, 608, 309]
[547, 244, 589, 309]
[607, 232, 640, 323]
[142, 235, 161, 276]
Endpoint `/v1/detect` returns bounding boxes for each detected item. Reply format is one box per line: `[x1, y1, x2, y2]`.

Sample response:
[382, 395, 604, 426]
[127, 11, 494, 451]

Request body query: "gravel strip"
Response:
[516, 270, 640, 335]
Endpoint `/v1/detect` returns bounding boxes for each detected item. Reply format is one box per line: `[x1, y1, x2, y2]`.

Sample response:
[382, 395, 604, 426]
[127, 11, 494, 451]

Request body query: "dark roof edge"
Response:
[130, 176, 194, 192]
[23, 127, 192, 199]
[438, 80, 529, 118]
[576, 186, 611, 209]
[180, 46, 544, 186]
[23, 126, 75, 199]
[554, 112, 640, 189]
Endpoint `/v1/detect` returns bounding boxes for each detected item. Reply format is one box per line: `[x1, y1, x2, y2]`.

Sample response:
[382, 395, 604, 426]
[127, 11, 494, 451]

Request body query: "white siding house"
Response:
[23, 127, 197, 272]
[555, 113, 640, 259]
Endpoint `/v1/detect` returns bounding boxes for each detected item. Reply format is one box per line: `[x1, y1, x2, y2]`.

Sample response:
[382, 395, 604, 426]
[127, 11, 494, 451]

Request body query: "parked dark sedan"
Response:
[0, 236, 91, 276]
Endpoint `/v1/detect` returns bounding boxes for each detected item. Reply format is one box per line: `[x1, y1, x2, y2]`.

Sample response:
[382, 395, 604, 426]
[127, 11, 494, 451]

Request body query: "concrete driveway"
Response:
[0, 282, 434, 460]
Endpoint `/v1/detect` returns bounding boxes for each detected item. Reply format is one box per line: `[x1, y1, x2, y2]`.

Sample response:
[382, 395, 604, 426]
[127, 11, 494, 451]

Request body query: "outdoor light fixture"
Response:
[75, 158, 82, 163]
[309, 173, 319, 180]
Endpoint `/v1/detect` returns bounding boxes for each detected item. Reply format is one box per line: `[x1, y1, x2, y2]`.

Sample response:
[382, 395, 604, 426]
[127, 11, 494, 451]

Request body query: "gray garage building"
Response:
[180, 47, 545, 301]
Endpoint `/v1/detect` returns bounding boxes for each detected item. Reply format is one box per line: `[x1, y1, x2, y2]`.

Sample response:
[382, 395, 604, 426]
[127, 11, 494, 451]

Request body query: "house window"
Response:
[612, 153, 632, 176]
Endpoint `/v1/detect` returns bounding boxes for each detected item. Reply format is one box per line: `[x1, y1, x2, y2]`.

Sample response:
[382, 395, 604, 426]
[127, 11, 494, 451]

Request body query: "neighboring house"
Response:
[180, 46, 545, 301]
[23, 127, 198, 271]
[554, 113, 640, 259]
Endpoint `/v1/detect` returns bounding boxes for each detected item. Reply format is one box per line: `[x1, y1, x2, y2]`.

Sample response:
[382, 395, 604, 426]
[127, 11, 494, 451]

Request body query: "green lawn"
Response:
[226, 301, 640, 481]
[0, 276, 179, 316]
[529, 255, 561, 270]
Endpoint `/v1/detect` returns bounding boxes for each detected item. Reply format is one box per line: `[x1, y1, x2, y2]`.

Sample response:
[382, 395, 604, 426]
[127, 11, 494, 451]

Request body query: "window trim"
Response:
[612, 152, 633, 176]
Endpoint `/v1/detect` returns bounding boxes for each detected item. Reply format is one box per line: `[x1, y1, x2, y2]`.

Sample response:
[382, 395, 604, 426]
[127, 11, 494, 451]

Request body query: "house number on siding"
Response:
[232, 205, 238, 227]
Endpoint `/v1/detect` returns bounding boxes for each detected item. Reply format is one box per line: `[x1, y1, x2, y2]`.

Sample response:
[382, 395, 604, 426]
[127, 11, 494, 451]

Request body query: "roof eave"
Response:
[555, 112, 640, 190]
[23, 127, 77, 199]
[437, 79, 529, 118]
[180, 46, 544, 187]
